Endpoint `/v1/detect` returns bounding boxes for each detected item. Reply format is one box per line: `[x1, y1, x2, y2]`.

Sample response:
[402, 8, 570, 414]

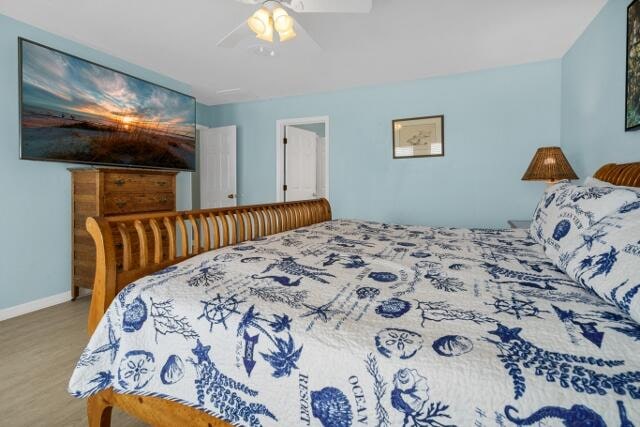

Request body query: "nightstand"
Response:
[508, 220, 532, 229]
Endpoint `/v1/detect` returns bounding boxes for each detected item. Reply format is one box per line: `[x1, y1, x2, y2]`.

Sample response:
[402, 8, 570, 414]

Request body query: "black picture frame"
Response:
[18, 37, 197, 171]
[626, 0, 640, 131]
[392, 115, 445, 159]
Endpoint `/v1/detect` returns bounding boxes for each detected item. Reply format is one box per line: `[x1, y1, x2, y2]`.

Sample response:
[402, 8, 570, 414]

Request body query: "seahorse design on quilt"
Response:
[504, 404, 606, 426]
[486, 324, 640, 400]
[260, 256, 336, 284]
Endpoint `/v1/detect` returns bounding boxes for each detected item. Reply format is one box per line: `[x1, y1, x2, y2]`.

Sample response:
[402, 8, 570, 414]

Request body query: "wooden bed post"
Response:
[87, 393, 113, 427]
[86, 217, 117, 334]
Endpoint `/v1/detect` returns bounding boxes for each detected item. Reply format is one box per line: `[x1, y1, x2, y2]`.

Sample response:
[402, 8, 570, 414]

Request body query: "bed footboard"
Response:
[85, 198, 331, 334]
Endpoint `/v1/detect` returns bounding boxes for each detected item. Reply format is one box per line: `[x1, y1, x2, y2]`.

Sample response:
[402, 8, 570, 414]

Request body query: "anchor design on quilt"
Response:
[259, 256, 335, 284]
[485, 323, 640, 400]
[190, 339, 276, 426]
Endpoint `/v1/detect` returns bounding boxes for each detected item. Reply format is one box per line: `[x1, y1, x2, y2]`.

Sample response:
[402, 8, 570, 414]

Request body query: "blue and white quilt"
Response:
[69, 219, 640, 426]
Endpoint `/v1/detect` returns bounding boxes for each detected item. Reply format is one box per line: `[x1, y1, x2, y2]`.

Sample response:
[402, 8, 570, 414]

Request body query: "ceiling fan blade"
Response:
[291, 18, 322, 51]
[285, 0, 372, 13]
[217, 21, 252, 48]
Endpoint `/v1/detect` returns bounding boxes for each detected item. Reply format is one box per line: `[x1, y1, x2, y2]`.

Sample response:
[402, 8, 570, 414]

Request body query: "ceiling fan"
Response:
[217, 0, 373, 49]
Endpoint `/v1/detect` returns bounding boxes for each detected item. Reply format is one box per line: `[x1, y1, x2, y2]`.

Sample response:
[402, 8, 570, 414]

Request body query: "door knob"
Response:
[227, 194, 235, 199]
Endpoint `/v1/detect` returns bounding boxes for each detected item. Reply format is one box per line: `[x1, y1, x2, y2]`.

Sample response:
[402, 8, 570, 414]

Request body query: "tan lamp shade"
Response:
[522, 146, 578, 182]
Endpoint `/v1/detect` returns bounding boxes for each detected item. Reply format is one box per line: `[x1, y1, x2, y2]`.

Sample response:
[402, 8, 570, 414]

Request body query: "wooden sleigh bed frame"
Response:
[86, 198, 331, 426]
[84, 162, 640, 427]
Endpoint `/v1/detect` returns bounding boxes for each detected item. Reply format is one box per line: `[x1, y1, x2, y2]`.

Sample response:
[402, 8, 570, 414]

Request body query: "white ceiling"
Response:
[0, 0, 606, 105]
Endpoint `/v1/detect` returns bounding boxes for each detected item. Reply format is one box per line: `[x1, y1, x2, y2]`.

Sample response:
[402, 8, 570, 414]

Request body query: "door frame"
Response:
[275, 116, 330, 202]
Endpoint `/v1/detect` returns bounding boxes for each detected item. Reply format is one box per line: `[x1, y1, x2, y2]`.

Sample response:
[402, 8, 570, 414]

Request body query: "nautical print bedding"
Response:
[69, 219, 640, 426]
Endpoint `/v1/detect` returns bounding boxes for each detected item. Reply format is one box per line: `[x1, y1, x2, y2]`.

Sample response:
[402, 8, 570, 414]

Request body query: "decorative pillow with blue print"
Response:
[529, 182, 639, 267]
[562, 206, 640, 324]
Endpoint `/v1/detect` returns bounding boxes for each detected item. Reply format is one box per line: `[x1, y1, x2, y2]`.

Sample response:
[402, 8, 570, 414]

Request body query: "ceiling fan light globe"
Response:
[278, 28, 296, 42]
[272, 7, 293, 32]
[255, 24, 274, 42]
[247, 7, 271, 35]
[274, 15, 294, 33]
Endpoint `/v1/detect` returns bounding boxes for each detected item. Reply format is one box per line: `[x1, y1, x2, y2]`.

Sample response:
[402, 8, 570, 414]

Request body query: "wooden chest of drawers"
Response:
[70, 168, 177, 299]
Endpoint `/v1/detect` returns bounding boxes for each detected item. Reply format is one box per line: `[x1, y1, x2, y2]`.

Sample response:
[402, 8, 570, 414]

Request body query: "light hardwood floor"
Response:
[0, 297, 146, 426]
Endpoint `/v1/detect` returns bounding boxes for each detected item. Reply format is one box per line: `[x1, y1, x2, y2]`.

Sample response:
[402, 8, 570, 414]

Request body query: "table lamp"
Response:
[522, 146, 578, 184]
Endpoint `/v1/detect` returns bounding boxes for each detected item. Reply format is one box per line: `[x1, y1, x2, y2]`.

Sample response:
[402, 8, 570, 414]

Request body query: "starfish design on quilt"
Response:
[189, 339, 276, 426]
[485, 323, 640, 400]
[260, 256, 335, 284]
[300, 301, 342, 323]
[198, 293, 244, 331]
[91, 321, 121, 363]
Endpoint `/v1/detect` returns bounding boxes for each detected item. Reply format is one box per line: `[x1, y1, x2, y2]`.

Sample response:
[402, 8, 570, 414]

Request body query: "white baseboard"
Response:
[0, 288, 92, 322]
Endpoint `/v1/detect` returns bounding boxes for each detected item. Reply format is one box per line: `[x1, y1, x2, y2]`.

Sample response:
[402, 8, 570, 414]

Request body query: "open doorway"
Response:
[276, 116, 329, 202]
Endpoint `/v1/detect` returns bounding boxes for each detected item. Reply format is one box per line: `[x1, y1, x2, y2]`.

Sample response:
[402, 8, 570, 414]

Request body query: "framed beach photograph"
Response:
[626, 0, 640, 131]
[392, 115, 444, 159]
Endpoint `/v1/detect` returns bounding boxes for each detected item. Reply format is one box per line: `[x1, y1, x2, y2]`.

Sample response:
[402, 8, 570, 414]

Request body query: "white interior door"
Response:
[199, 126, 237, 208]
[285, 126, 317, 201]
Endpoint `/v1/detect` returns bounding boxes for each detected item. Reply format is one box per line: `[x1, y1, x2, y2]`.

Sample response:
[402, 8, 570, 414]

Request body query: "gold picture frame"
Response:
[392, 115, 444, 159]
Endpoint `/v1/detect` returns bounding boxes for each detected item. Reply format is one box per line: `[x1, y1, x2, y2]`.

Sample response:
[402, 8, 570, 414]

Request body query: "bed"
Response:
[69, 163, 640, 427]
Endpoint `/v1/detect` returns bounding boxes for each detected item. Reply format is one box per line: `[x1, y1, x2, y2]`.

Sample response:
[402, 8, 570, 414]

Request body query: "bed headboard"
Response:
[593, 162, 640, 187]
[86, 198, 332, 333]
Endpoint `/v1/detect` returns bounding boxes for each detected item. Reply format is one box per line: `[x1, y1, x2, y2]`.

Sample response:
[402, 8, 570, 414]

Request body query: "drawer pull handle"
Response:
[156, 181, 168, 187]
[115, 200, 127, 208]
[114, 179, 126, 186]
[159, 197, 168, 203]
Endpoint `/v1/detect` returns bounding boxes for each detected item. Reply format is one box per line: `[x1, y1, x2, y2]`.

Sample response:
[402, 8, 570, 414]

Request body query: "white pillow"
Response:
[583, 176, 638, 191]
[563, 207, 640, 324]
[529, 182, 639, 267]
[583, 176, 611, 187]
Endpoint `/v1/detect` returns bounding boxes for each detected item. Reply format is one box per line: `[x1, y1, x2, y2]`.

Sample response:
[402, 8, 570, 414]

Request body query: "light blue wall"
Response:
[0, 14, 196, 309]
[562, 0, 640, 176]
[208, 60, 561, 228]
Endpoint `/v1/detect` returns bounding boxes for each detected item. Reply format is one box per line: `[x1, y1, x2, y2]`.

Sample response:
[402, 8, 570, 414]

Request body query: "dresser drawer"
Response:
[104, 192, 174, 214]
[104, 172, 173, 194]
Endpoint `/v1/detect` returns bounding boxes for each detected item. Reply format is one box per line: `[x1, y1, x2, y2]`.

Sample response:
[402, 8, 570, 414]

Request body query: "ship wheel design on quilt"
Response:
[489, 296, 547, 320]
[199, 293, 244, 331]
